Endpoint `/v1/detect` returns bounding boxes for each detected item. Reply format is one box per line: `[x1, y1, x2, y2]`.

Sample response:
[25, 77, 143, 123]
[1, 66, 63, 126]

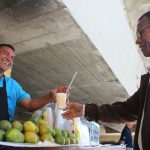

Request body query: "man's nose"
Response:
[136, 37, 141, 45]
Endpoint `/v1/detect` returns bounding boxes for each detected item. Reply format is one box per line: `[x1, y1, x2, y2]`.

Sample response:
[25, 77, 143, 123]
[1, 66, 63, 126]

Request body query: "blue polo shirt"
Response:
[0, 75, 30, 121]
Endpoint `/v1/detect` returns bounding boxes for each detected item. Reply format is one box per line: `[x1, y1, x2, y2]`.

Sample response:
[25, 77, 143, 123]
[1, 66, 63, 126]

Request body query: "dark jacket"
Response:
[119, 125, 133, 148]
[85, 73, 150, 150]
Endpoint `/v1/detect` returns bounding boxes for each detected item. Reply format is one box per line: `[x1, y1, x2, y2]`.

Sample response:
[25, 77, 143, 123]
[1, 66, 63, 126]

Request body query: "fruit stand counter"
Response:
[0, 142, 126, 150]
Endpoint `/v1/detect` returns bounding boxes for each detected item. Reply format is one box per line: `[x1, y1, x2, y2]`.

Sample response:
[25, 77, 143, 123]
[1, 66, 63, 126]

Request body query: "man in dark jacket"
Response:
[62, 11, 150, 150]
[119, 122, 134, 149]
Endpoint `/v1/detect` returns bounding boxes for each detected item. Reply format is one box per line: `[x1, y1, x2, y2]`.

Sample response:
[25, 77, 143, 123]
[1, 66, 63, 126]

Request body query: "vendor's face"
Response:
[0, 46, 15, 72]
[136, 17, 150, 57]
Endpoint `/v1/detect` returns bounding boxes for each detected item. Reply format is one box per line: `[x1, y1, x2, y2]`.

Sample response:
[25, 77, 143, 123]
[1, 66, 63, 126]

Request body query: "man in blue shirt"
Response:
[0, 44, 67, 121]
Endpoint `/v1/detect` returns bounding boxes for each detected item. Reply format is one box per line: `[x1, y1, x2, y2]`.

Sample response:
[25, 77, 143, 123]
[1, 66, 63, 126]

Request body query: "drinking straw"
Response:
[66, 72, 77, 94]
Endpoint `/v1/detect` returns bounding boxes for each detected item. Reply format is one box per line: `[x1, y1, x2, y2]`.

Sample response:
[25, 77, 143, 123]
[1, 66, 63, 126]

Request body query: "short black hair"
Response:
[138, 11, 150, 21]
[0, 44, 15, 52]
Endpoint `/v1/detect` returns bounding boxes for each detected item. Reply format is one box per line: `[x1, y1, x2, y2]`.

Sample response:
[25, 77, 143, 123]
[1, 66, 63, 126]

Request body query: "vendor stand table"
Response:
[0, 142, 126, 150]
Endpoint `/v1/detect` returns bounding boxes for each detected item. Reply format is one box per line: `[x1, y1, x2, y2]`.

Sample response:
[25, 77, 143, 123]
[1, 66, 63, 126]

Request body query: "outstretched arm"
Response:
[19, 85, 68, 111]
[62, 89, 139, 123]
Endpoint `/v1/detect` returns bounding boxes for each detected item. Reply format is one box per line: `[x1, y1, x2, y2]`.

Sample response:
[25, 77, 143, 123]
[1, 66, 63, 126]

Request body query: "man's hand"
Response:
[62, 102, 83, 119]
[49, 85, 68, 102]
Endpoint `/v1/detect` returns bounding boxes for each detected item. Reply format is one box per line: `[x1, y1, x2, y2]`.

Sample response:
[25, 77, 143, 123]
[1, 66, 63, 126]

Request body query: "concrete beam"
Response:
[61, 0, 146, 95]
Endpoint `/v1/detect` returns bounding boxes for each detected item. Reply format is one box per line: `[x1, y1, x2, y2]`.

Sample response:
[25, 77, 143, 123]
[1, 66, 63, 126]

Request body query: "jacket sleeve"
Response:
[84, 88, 140, 123]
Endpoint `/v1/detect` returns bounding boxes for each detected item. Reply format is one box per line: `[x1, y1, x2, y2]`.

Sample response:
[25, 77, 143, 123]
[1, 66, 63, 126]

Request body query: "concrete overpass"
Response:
[0, 0, 148, 131]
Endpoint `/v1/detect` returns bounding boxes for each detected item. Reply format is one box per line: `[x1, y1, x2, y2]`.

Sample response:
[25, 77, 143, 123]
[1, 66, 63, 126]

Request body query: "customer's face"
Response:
[136, 16, 150, 57]
[0, 46, 15, 72]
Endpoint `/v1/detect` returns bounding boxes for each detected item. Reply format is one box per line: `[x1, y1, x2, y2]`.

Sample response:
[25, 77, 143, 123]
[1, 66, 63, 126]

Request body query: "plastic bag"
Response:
[44, 107, 54, 128]
[54, 106, 66, 130]
[31, 105, 54, 128]
[54, 105, 81, 143]
[65, 118, 81, 143]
